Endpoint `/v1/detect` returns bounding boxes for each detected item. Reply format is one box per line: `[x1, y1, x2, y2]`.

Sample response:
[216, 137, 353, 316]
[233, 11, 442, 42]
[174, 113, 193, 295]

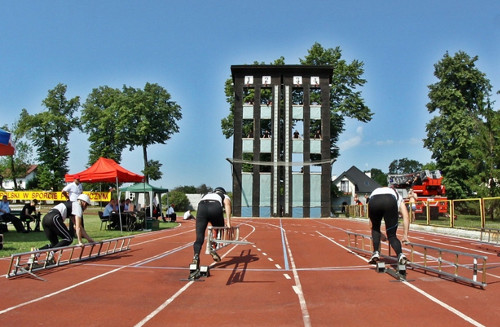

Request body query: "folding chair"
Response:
[98, 211, 111, 230]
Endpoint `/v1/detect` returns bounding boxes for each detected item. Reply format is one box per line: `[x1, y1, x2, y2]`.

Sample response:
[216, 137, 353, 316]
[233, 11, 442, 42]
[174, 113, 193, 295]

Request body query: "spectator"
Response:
[62, 175, 83, 202]
[103, 199, 120, 229]
[183, 209, 196, 220]
[408, 189, 417, 222]
[124, 198, 132, 211]
[412, 173, 422, 186]
[0, 195, 28, 233]
[165, 204, 177, 222]
[20, 199, 41, 232]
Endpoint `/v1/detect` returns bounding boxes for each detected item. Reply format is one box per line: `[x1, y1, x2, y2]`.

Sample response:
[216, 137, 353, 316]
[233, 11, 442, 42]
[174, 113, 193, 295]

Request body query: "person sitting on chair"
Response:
[0, 195, 28, 233]
[103, 199, 120, 229]
[165, 204, 177, 222]
[20, 199, 41, 232]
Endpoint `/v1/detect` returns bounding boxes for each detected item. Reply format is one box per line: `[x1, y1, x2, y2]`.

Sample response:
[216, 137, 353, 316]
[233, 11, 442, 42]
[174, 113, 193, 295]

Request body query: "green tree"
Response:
[117, 83, 182, 183]
[196, 184, 212, 194]
[81, 86, 125, 165]
[18, 84, 80, 191]
[388, 158, 423, 174]
[468, 98, 500, 197]
[424, 51, 493, 199]
[163, 190, 190, 211]
[144, 159, 163, 181]
[422, 162, 438, 171]
[370, 168, 387, 186]
[173, 185, 197, 193]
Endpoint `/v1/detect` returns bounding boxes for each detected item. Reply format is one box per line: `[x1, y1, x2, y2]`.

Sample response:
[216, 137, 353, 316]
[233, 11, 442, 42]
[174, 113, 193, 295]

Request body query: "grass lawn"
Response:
[0, 206, 180, 257]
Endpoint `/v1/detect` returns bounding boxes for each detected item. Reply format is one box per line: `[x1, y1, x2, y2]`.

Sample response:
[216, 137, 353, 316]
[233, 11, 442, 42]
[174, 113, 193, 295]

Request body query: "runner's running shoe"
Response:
[210, 250, 221, 262]
[368, 251, 380, 264]
[188, 269, 201, 280]
[27, 247, 39, 265]
[188, 254, 201, 280]
[191, 254, 199, 267]
[398, 253, 408, 265]
[46, 251, 56, 265]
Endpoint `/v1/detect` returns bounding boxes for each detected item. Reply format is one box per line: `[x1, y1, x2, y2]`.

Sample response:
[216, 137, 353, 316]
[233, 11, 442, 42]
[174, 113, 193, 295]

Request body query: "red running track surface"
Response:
[1, 218, 499, 327]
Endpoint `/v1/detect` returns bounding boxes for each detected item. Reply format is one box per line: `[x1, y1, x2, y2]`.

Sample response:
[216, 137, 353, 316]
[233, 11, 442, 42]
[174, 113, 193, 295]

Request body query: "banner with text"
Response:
[0, 191, 111, 202]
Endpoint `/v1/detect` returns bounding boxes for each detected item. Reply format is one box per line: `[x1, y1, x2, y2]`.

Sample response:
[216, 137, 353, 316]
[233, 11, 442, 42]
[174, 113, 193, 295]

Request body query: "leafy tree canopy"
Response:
[388, 158, 423, 174]
[17, 84, 80, 191]
[424, 51, 493, 199]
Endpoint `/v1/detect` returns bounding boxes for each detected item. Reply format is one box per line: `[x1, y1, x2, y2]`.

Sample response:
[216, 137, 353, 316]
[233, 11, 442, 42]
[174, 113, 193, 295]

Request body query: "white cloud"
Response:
[375, 139, 395, 146]
[339, 126, 363, 150]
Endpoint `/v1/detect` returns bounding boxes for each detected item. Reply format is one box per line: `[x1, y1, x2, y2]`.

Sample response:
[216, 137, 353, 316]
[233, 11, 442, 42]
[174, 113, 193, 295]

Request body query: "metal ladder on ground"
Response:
[205, 225, 252, 255]
[345, 231, 488, 288]
[6, 236, 134, 280]
[480, 228, 500, 244]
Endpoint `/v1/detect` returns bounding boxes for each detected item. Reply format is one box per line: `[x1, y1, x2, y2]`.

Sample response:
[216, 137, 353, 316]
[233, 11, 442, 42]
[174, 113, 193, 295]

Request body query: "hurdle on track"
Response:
[345, 231, 488, 288]
[6, 236, 134, 280]
[205, 225, 252, 255]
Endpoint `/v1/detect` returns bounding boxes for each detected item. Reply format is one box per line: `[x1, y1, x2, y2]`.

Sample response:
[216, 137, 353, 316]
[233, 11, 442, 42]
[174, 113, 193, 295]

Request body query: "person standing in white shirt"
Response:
[62, 175, 83, 202]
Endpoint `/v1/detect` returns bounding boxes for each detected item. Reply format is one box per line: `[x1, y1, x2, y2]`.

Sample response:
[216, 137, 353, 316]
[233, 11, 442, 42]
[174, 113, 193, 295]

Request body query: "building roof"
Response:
[332, 166, 381, 193]
[1, 164, 38, 179]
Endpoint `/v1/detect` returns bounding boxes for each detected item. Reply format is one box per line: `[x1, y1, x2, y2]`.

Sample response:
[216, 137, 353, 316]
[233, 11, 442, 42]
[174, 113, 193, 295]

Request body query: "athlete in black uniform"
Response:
[368, 187, 410, 265]
[189, 187, 232, 280]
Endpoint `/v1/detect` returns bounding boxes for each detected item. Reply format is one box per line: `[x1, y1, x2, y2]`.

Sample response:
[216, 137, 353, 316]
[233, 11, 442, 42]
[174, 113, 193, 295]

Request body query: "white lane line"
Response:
[136, 222, 257, 326]
[404, 282, 485, 327]
[135, 281, 194, 327]
[282, 223, 311, 327]
[0, 244, 190, 315]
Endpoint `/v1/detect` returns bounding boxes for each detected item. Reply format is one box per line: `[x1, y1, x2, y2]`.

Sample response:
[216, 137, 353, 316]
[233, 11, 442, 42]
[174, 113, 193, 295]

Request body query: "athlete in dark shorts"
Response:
[189, 187, 232, 280]
[368, 187, 410, 265]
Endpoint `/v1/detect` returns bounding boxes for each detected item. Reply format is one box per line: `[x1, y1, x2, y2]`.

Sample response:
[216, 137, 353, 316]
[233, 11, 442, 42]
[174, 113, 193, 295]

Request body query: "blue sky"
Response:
[1, 1, 499, 191]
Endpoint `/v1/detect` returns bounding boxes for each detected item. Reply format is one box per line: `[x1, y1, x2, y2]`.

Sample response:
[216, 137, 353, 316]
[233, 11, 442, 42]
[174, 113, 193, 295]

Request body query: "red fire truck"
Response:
[387, 170, 448, 220]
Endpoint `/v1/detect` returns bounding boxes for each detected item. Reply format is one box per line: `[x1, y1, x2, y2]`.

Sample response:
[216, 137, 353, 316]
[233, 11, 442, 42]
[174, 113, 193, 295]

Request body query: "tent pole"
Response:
[117, 176, 123, 233]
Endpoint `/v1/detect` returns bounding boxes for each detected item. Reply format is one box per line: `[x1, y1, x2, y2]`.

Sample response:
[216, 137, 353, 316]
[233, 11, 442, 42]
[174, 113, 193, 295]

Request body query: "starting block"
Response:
[374, 260, 407, 281]
[200, 265, 210, 277]
[383, 263, 407, 281]
[186, 264, 209, 281]
[205, 225, 253, 255]
[189, 264, 210, 277]
[397, 264, 407, 278]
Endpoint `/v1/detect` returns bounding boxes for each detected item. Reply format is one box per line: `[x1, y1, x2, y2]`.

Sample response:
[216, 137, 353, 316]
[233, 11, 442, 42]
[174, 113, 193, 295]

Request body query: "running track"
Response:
[1, 218, 499, 326]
